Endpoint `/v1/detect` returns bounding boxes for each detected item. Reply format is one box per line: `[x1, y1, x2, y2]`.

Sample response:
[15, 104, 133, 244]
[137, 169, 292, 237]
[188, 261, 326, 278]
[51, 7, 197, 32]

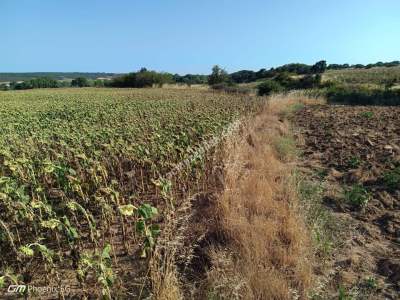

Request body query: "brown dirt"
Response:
[293, 104, 400, 299]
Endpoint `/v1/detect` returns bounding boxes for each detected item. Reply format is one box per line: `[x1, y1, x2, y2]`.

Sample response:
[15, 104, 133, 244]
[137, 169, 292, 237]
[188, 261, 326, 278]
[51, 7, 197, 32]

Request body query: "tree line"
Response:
[0, 77, 97, 90]
[1, 60, 399, 91]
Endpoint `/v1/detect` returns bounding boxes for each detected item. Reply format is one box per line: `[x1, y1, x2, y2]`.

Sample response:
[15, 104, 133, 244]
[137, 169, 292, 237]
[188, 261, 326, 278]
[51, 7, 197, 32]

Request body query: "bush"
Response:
[8, 78, 61, 90]
[257, 80, 283, 96]
[295, 74, 322, 89]
[10, 81, 33, 90]
[344, 184, 371, 208]
[109, 70, 173, 88]
[30, 77, 58, 88]
[93, 79, 105, 87]
[210, 83, 227, 91]
[211, 83, 250, 94]
[0, 84, 9, 91]
[224, 86, 251, 95]
[71, 77, 90, 87]
[383, 167, 400, 190]
[326, 85, 400, 106]
[274, 72, 295, 88]
[257, 73, 322, 95]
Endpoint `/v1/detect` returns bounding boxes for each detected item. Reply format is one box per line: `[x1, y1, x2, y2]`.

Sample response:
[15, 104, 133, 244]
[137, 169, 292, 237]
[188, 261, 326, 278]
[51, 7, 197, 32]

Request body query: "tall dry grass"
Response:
[202, 93, 323, 300]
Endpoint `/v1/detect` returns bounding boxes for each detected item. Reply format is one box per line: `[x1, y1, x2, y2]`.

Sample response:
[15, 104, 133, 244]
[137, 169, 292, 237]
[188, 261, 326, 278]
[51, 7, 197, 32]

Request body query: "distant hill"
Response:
[0, 72, 120, 82]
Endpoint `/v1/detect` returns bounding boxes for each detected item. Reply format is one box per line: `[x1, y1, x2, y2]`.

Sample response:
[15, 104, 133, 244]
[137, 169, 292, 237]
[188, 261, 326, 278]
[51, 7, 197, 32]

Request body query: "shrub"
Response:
[28, 77, 59, 89]
[348, 156, 361, 168]
[383, 167, 400, 190]
[211, 83, 250, 95]
[326, 85, 400, 106]
[9, 78, 61, 90]
[110, 70, 172, 88]
[295, 74, 322, 89]
[10, 81, 33, 90]
[344, 184, 371, 208]
[0, 84, 9, 91]
[273, 136, 296, 161]
[93, 79, 105, 87]
[359, 111, 374, 118]
[311, 60, 327, 74]
[274, 72, 295, 88]
[211, 82, 229, 91]
[257, 80, 283, 96]
[71, 77, 90, 87]
[269, 72, 322, 90]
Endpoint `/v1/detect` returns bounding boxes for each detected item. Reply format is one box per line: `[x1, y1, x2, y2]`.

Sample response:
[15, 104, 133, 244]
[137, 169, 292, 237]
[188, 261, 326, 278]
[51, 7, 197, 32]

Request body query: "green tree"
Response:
[0, 83, 9, 91]
[71, 77, 90, 87]
[208, 65, 229, 86]
[274, 72, 294, 88]
[29, 77, 58, 88]
[311, 60, 327, 74]
[93, 79, 105, 87]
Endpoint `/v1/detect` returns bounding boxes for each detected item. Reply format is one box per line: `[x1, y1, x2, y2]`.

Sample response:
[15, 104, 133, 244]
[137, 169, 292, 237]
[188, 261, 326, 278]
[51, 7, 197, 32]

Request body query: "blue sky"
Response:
[2, 0, 399, 74]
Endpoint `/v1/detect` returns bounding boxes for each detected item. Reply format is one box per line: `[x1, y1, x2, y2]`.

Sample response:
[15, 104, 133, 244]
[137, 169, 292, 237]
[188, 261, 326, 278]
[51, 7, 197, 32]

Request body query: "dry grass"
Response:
[202, 93, 324, 300]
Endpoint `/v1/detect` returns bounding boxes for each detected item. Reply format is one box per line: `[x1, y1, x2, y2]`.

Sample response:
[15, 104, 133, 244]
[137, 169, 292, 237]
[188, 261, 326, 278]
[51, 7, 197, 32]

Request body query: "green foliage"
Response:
[383, 167, 400, 190]
[77, 244, 114, 298]
[327, 61, 400, 70]
[230, 70, 258, 83]
[0, 269, 21, 289]
[110, 69, 173, 88]
[19, 242, 54, 264]
[344, 184, 371, 208]
[275, 72, 322, 90]
[173, 74, 208, 86]
[208, 65, 230, 86]
[10, 81, 33, 90]
[311, 60, 327, 74]
[359, 111, 374, 118]
[296, 74, 322, 89]
[211, 82, 250, 95]
[348, 156, 361, 168]
[298, 179, 335, 259]
[257, 72, 322, 96]
[71, 77, 90, 87]
[338, 286, 353, 300]
[119, 202, 160, 258]
[273, 72, 293, 88]
[273, 136, 296, 161]
[29, 77, 59, 88]
[0, 72, 116, 82]
[326, 85, 400, 106]
[383, 78, 397, 90]
[364, 276, 378, 290]
[231, 60, 328, 84]
[93, 79, 105, 87]
[0, 83, 9, 91]
[257, 80, 283, 96]
[9, 77, 63, 90]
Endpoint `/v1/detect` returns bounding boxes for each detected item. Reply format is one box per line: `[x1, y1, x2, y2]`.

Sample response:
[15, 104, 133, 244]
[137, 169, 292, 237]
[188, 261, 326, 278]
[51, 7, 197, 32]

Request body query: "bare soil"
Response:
[293, 105, 400, 299]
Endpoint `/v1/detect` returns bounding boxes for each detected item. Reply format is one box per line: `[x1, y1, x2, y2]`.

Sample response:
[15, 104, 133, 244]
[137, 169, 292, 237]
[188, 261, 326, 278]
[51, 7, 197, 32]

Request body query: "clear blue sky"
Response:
[2, 0, 399, 74]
